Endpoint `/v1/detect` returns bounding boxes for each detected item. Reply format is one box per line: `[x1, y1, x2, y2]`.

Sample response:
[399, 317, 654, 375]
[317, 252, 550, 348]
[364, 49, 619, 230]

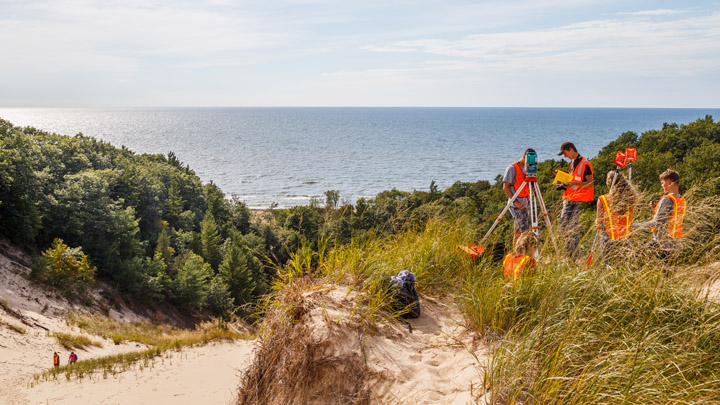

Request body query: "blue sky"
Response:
[0, 0, 718, 107]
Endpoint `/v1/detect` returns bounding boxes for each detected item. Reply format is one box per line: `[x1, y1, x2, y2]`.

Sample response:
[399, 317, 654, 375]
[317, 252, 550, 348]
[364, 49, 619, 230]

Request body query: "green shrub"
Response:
[32, 238, 96, 295]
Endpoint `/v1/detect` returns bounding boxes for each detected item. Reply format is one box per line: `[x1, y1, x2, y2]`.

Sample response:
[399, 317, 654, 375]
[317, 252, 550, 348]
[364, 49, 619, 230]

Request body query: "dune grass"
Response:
[1, 319, 26, 334]
[52, 332, 103, 350]
[242, 188, 720, 403]
[0, 298, 23, 319]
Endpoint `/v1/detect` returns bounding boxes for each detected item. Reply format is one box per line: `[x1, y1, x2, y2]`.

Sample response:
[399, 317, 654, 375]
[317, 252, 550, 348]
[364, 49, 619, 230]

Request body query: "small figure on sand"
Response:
[53, 352, 60, 368]
[69, 351, 77, 365]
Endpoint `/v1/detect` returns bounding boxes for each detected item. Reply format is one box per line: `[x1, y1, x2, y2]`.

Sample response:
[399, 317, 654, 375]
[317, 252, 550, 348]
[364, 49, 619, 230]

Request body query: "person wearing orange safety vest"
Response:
[595, 171, 639, 263]
[502, 231, 537, 281]
[556, 142, 594, 259]
[53, 352, 60, 368]
[502, 148, 535, 249]
[633, 169, 685, 260]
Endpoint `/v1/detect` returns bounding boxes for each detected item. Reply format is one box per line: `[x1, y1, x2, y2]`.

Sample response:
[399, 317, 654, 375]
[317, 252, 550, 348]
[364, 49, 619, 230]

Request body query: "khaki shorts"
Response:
[509, 205, 529, 232]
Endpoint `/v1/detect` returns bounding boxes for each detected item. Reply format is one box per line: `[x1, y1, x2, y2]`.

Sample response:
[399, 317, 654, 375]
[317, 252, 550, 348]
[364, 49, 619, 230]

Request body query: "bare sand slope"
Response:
[17, 340, 255, 405]
[0, 242, 255, 405]
[364, 295, 489, 404]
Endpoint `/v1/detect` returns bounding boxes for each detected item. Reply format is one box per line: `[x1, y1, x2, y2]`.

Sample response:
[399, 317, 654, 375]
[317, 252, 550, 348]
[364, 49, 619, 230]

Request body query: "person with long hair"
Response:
[596, 171, 639, 264]
[502, 231, 537, 281]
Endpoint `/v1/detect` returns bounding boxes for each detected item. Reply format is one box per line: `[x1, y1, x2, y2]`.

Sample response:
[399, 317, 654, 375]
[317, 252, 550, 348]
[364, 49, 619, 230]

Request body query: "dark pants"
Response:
[560, 200, 582, 259]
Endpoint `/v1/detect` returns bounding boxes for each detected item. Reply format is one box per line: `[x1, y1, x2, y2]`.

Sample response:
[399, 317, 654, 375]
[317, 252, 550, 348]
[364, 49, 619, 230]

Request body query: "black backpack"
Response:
[389, 271, 420, 319]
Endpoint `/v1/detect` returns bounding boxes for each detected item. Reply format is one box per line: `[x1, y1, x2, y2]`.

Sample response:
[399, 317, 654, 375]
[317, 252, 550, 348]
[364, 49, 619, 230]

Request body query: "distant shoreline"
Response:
[3, 108, 719, 207]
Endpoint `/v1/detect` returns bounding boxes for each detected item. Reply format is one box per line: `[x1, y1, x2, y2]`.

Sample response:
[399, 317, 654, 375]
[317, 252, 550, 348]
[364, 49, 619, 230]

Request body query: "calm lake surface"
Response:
[1, 107, 717, 207]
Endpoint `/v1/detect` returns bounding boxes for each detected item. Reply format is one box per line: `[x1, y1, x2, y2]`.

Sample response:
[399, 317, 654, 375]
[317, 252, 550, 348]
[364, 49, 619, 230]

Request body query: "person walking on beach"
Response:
[633, 169, 685, 260]
[503, 148, 535, 249]
[596, 171, 638, 264]
[557, 142, 594, 259]
[69, 351, 77, 365]
[53, 352, 60, 368]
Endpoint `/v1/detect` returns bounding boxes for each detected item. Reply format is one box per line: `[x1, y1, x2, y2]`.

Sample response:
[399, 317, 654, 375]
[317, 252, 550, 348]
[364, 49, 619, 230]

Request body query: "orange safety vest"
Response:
[598, 195, 632, 240]
[654, 194, 685, 238]
[563, 157, 594, 202]
[512, 162, 529, 198]
[53, 354, 59, 365]
[503, 253, 533, 280]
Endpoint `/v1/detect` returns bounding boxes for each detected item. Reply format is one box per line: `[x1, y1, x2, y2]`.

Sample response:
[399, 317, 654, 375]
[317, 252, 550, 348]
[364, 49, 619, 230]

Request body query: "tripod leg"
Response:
[532, 182, 560, 256]
[480, 181, 528, 245]
[529, 184, 539, 237]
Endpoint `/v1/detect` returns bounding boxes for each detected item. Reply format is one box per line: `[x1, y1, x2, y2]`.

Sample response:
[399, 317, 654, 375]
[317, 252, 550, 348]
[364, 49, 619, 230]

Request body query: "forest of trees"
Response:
[1, 116, 719, 318]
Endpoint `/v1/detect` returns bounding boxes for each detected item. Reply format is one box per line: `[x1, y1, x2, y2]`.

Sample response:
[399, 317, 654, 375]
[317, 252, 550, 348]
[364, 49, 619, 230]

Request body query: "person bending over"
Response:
[557, 142, 594, 259]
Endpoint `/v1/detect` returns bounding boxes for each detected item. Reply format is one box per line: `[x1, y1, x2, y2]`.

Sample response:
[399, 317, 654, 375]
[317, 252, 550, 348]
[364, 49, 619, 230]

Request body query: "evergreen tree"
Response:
[204, 182, 230, 226]
[206, 276, 235, 318]
[165, 179, 184, 228]
[218, 240, 257, 306]
[154, 222, 174, 268]
[200, 211, 223, 270]
[172, 253, 211, 310]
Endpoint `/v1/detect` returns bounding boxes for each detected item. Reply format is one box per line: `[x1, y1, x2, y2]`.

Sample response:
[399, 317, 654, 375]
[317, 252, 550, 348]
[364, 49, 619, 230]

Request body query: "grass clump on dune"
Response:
[52, 332, 103, 350]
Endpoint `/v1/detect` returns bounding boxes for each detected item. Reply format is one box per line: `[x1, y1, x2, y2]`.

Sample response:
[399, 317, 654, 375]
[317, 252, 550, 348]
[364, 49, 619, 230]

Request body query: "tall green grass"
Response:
[479, 263, 720, 403]
[264, 189, 720, 403]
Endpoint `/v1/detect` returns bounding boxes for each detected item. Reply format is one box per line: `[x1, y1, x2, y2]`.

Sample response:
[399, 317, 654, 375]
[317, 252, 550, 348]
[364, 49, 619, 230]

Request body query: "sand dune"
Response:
[364, 296, 489, 404]
[0, 243, 255, 405]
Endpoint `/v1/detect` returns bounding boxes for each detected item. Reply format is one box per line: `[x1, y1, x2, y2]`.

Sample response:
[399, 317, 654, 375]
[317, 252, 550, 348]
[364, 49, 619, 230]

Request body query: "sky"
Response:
[0, 0, 718, 107]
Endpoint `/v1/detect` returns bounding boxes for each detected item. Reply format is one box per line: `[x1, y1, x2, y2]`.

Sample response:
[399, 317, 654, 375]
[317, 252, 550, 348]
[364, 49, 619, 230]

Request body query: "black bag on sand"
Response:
[390, 270, 420, 319]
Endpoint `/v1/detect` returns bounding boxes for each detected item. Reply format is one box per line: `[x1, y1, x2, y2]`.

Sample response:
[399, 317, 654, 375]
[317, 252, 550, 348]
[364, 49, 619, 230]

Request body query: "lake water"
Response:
[1, 107, 717, 208]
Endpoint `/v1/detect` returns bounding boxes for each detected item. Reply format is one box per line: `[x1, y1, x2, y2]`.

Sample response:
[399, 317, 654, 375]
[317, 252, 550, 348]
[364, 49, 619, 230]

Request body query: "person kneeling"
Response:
[503, 231, 538, 281]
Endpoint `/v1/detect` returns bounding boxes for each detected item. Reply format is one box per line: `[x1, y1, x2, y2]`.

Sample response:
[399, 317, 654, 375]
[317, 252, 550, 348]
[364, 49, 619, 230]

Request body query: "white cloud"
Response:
[356, 12, 720, 76]
[0, 0, 287, 74]
[618, 9, 688, 16]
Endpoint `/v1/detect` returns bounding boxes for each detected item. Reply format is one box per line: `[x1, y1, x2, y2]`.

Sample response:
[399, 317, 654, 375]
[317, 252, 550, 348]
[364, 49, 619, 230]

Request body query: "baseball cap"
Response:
[557, 142, 576, 155]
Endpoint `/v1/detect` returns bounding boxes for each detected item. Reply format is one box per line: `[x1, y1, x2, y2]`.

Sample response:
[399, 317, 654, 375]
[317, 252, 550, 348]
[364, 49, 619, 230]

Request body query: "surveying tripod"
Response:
[479, 152, 559, 257]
